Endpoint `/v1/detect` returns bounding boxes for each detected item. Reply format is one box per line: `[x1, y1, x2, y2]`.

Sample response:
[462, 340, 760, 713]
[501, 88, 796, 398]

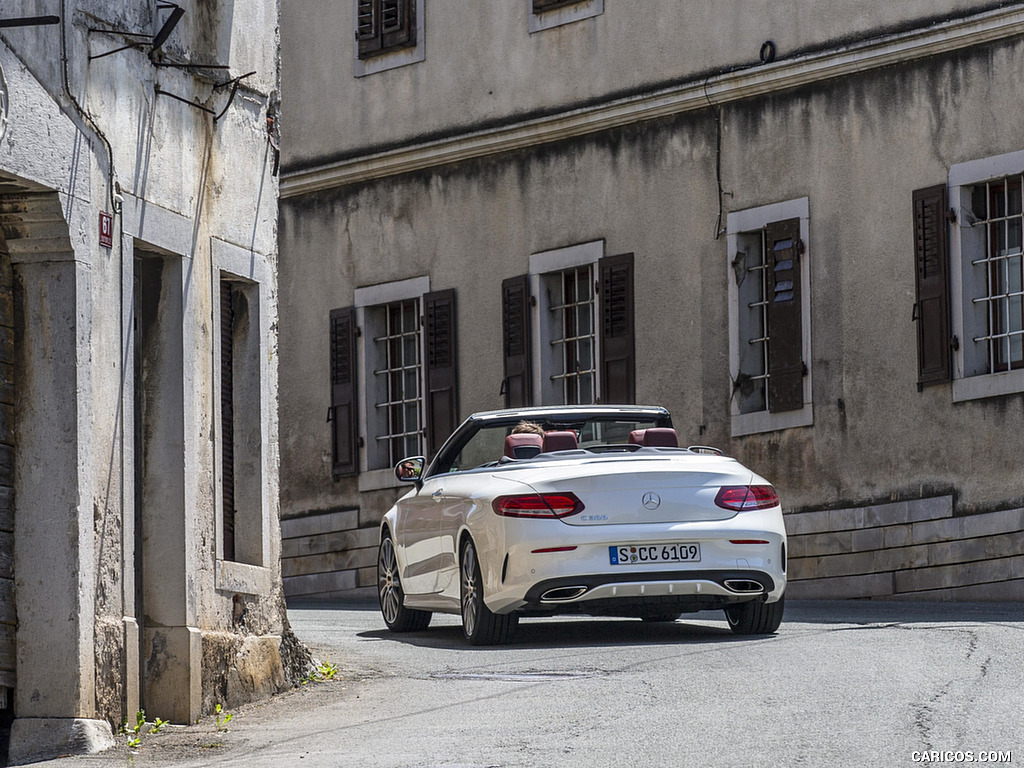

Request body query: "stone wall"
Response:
[282, 509, 377, 600]
[787, 497, 1024, 600]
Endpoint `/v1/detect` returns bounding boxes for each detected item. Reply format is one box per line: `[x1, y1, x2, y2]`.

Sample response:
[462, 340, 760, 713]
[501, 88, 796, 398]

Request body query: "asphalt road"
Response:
[41, 599, 1022, 768]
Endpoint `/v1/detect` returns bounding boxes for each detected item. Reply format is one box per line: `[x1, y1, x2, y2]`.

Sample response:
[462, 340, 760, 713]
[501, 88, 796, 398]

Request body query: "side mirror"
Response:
[394, 456, 426, 483]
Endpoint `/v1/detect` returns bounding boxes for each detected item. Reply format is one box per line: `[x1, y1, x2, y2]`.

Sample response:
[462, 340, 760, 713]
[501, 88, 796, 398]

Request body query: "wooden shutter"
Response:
[599, 253, 636, 404]
[356, 0, 382, 57]
[765, 219, 805, 413]
[424, 289, 458, 458]
[533, 0, 586, 12]
[220, 280, 236, 560]
[381, 0, 415, 50]
[357, 0, 415, 58]
[913, 185, 952, 387]
[330, 307, 359, 476]
[502, 275, 532, 408]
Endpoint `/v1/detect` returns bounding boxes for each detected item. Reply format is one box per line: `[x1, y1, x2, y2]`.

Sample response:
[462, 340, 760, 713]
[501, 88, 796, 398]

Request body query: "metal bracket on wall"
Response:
[153, 72, 256, 122]
[0, 15, 60, 28]
[154, 85, 215, 115]
[88, 3, 184, 60]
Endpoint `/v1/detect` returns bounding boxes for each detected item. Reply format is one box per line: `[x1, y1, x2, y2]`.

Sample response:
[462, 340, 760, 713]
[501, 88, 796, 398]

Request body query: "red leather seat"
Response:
[504, 433, 543, 459]
[643, 427, 678, 447]
[628, 430, 646, 445]
[542, 431, 578, 452]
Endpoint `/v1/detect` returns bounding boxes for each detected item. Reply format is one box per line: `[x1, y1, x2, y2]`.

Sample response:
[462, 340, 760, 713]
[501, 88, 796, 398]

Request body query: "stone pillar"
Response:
[6, 194, 114, 763]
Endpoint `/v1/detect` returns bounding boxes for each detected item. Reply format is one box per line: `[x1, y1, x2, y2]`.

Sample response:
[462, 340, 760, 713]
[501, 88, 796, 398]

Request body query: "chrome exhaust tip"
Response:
[724, 579, 764, 594]
[540, 586, 588, 603]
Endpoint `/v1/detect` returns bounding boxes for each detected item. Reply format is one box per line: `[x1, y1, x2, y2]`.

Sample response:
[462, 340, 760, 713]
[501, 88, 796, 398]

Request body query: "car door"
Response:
[394, 474, 445, 595]
[434, 473, 474, 596]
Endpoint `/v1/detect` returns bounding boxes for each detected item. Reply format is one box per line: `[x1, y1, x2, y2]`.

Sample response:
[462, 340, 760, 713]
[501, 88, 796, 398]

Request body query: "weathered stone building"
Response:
[0, 0, 295, 762]
[279, 2, 1024, 602]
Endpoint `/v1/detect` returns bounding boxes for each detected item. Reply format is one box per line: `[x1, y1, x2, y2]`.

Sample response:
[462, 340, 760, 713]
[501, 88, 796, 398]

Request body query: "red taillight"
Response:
[492, 493, 585, 518]
[714, 485, 779, 511]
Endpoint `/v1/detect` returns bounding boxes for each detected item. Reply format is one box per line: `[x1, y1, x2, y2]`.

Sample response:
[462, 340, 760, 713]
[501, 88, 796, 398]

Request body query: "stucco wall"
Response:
[719, 39, 1024, 514]
[281, 0, 1006, 169]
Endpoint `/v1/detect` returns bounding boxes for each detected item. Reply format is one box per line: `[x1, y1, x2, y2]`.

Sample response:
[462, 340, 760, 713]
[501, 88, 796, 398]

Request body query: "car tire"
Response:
[377, 533, 432, 632]
[725, 596, 784, 635]
[460, 537, 516, 646]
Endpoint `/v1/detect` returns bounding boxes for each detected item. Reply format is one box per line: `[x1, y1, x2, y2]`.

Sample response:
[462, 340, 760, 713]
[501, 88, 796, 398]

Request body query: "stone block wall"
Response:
[281, 509, 377, 600]
[786, 496, 1024, 600]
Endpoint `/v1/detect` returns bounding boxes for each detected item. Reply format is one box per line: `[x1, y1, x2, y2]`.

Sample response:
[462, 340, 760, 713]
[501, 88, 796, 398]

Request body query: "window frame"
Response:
[726, 198, 814, 437]
[354, 0, 425, 77]
[211, 238, 274, 595]
[949, 149, 1024, 402]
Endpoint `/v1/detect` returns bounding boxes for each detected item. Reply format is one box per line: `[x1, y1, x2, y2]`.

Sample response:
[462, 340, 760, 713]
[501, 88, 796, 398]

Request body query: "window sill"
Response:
[730, 404, 813, 437]
[216, 560, 272, 596]
[952, 369, 1024, 402]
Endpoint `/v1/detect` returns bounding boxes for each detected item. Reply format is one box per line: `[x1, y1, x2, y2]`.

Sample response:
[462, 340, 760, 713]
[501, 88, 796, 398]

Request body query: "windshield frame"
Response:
[424, 407, 674, 479]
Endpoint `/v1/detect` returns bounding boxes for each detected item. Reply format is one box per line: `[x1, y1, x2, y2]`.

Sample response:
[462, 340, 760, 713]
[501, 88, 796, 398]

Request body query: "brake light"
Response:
[714, 485, 779, 511]
[492, 493, 585, 518]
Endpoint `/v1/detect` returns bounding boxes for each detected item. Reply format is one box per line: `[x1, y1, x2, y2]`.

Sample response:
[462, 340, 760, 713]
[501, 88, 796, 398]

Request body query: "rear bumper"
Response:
[519, 569, 780, 616]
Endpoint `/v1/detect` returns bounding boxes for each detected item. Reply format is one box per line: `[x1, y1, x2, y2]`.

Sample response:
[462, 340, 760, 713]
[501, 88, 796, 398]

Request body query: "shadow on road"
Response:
[353, 615, 751, 650]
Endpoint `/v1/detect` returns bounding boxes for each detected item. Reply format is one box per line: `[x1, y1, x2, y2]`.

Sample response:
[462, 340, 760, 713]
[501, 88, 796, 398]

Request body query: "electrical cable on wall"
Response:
[703, 40, 782, 241]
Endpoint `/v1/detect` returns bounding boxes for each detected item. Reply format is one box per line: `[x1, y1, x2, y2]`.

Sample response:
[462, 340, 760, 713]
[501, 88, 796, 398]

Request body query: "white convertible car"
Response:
[378, 405, 787, 645]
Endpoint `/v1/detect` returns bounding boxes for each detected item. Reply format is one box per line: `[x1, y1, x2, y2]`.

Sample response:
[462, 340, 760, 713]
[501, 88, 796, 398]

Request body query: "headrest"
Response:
[504, 433, 543, 459]
[643, 427, 678, 447]
[542, 430, 578, 452]
[628, 430, 646, 445]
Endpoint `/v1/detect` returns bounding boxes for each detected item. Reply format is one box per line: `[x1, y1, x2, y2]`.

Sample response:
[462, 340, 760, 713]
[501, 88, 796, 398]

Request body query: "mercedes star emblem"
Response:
[642, 492, 661, 510]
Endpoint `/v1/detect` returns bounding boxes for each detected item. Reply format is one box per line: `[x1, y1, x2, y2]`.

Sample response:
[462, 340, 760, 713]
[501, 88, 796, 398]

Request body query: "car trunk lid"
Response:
[503, 455, 755, 525]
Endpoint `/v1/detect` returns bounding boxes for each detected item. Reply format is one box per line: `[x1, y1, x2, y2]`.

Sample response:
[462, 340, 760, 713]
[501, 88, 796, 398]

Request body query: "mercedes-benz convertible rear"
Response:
[378, 406, 787, 645]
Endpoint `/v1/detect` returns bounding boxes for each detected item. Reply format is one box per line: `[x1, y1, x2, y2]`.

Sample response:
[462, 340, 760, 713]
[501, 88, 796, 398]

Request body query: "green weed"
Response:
[301, 659, 340, 685]
[215, 703, 233, 732]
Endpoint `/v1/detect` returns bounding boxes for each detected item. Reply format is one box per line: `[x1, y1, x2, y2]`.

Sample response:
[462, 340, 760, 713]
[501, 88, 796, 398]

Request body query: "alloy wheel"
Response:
[378, 537, 402, 625]
[461, 541, 480, 638]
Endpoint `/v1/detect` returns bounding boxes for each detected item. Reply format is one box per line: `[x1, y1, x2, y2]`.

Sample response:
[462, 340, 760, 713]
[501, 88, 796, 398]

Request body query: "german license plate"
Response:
[609, 543, 700, 565]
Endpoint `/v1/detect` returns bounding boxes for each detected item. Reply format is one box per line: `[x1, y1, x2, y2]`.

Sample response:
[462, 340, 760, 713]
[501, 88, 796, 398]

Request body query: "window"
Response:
[502, 240, 635, 407]
[218, 275, 264, 566]
[972, 175, 1024, 371]
[366, 297, 422, 469]
[529, 0, 603, 33]
[212, 234, 275, 581]
[726, 199, 813, 437]
[330, 278, 458, 482]
[541, 264, 596, 404]
[354, 0, 424, 76]
[357, 0, 415, 57]
[946, 150, 1024, 401]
